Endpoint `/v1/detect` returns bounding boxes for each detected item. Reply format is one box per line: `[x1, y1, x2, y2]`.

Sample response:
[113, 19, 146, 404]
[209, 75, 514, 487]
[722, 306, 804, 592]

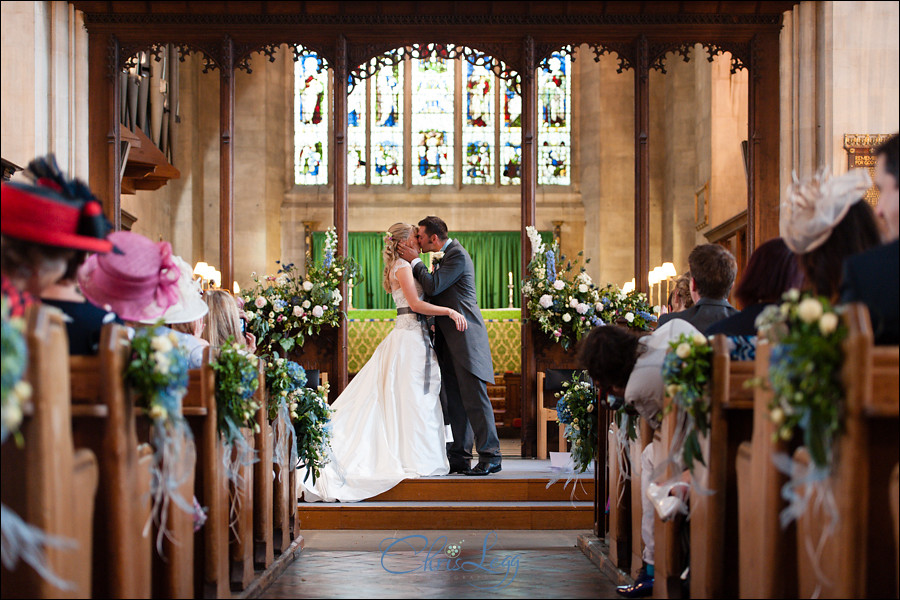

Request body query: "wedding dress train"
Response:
[298, 259, 449, 502]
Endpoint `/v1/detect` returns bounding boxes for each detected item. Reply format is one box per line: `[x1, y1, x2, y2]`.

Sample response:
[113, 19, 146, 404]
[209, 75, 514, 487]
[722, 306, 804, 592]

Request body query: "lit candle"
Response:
[508, 271, 513, 286]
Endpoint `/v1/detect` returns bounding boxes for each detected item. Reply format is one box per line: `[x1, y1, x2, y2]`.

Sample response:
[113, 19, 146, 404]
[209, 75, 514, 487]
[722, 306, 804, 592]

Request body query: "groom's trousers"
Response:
[435, 334, 501, 462]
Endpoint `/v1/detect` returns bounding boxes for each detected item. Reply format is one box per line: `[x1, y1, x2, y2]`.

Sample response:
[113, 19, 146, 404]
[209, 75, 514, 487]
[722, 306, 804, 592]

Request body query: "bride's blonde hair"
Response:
[382, 222, 416, 293]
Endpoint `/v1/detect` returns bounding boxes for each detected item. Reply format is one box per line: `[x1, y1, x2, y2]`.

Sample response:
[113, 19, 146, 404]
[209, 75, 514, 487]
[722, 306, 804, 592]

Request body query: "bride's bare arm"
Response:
[395, 264, 467, 332]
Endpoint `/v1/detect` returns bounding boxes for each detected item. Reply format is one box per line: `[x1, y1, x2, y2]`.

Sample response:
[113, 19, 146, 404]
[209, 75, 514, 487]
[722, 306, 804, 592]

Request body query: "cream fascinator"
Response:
[780, 168, 872, 254]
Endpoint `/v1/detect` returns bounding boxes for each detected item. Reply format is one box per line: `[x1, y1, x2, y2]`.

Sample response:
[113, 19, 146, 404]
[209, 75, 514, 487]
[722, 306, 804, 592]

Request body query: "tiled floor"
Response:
[258, 530, 621, 599]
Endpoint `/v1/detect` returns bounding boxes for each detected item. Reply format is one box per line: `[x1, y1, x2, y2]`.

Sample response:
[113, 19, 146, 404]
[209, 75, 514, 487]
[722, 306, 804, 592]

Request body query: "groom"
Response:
[398, 216, 502, 475]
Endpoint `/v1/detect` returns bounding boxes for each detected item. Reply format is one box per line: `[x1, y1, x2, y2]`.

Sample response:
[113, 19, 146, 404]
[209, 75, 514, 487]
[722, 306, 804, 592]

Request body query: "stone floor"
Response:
[257, 530, 621, 598]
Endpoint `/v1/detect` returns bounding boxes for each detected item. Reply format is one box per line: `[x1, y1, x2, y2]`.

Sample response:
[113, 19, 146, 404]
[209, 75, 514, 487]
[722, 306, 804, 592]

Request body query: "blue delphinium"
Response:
[545, 249, 556, 282]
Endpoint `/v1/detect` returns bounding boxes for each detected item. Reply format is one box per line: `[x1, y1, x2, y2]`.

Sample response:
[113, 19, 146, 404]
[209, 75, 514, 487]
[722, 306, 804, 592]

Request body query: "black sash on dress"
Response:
[396, 306, 433, 394]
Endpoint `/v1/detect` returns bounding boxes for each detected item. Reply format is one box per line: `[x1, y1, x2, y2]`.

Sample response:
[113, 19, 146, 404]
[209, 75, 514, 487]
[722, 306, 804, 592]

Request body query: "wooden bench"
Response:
[606, 419, 631, 571]
[229, 426, 255, 591]
[536, 370, 568, 460]
[0, 306, 98, 598]
[735, 340, 797, 598]
[792, 303, 899, 598]
[689, 335, 754, 598]
[69, 323, 153, 598]
[252, 359, 274, 570]
[653, 393, 686, 599]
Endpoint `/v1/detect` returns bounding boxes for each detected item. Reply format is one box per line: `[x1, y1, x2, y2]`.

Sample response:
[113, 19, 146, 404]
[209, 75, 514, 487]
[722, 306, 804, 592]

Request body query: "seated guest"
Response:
[665, 271, 693, 315]
[77, 230, 209, 367]
[706, 237, 804, 338]
[840, 133, 899, 344]
[781, 167, 881, 302]
[203, 289, 256, 357]
[579, 318, 701, 597]
[0, 155, 114, 317]
[657, 244, 738, 332]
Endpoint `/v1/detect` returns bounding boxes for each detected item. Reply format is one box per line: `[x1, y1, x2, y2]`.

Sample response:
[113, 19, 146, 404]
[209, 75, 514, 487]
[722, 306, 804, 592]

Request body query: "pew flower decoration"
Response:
[124, 326, 194, 552]
[1, 299, 30, 445]
[596, 283, 657, 331]
[294, 380, 333, 485]
[211, 338, 261, 440]
[522, 226, 605, 350]
[755, 290, 847, 471]
[264, 355, 306, 476]
[241, 226, 361, 355]
[554, 372, 599, 473]
[662, 331, 714, 473]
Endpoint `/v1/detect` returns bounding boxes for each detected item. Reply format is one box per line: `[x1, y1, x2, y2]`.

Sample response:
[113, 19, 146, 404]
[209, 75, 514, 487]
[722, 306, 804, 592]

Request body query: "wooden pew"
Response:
[653, 394, 685, 599]
[690, 335, 754, 598]
[792, 303, 899, 598]
[892, 463, 899, 600]
[69, 323, 152, 599]
[252, 359, 274, 570]
[229, 427, 255, 591]
[0, 306, 98, 598]
[631, 419, 653, 580]
[735, 341, 797, 598]
[606, 421, 631, 571]
[182, 356, 230, 599]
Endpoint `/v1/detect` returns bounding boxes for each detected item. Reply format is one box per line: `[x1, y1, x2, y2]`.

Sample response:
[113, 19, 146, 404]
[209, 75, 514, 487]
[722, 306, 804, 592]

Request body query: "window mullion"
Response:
[403, 56, 412, 190]
[455, 56, 463, 190]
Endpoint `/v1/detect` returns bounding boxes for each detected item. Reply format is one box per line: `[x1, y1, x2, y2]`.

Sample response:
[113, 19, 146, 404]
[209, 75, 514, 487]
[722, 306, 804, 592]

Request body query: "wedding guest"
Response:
[665, 271, 693, 315]
[706, 238, 804, 338]
[781, 168, 881, 302]
[656, 244, 738, 332]
[203, 288, 256, 358]
[1, 156, 114, 317]
[840, 133, 899, 344]
[77, 230, 209, 366]
[579, 317, 701, 598]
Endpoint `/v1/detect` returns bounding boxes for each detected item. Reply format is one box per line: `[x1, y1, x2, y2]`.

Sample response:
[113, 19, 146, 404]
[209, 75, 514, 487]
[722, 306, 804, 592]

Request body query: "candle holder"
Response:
[507, 271, 515, 309]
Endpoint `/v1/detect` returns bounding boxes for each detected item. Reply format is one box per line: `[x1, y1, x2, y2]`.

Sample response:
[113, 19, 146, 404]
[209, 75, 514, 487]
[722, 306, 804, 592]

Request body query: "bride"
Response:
[298, 222, 468, 502]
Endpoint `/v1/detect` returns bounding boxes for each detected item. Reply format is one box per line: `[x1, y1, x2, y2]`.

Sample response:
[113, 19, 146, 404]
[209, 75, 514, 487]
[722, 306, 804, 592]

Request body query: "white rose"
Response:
[148, 404, 168, 421]
[797, 297, 823, 324]
[553, 280, 565, 291]
[587, 403, 594, 413]
[595, 302, 604, 312]
[562, 313, 572, 323]
[302, 281, 314, 292]
[312, 305, 325, 318]
[333, 290, 343, 304]
[666, 383, 681, 398]
[617, 290, 626, 300]
[625, 312, 634, 323]
[1, 401, 23, 433]
[539, 294, 553, 309]
[276, 275, 288, 286]
[785, 288, 801, 303]
[818, 312, 839, 336]
[302, 300, 311, 309]
[432, 251, 445, 261]
[245, 311, 255, 320]
[578, 284, 589, 294]
[576, 303, 589, 315]
[254, 296, 267, 309]
[692, 332, 708, 346]
[569, 298, 579, 308]
[293, 305, 303, 317]
[151, 335, 174, 354]
[676, 342, 691, 359]
[770, 407, 785, 426]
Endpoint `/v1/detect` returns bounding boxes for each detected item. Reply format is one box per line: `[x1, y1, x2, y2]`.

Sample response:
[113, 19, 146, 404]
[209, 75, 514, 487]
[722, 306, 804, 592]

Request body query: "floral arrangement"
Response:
[1, 299, 30, 446]
[293, 380, 333, 485]
[755, 290, 846, 471]
[661, 332, 714, 472]
[241, 226, 361, 355]
[595, 283, 657, 331]
[211, 338, 261, 442]
[522, 226, 605, 350]
[554, 372, 599, 473]
[264, 354, 307, 421]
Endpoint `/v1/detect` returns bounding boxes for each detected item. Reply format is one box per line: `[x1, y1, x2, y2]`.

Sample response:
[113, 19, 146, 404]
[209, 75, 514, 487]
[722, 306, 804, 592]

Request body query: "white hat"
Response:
[780, 168, 872, 254]
[139, 255, 208, 325]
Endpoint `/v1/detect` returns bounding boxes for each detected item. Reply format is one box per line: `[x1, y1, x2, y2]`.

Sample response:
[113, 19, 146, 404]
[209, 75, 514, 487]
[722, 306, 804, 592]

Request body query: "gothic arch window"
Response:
[293, 50, 571, 187]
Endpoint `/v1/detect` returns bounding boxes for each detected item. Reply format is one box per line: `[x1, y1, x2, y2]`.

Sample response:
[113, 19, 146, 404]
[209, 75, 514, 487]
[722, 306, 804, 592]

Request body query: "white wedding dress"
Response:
[298, 258, 449, 502]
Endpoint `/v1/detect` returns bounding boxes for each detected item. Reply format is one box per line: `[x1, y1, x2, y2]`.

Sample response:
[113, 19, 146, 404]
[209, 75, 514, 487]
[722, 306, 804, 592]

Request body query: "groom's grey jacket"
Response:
[412, 240, 495, 384]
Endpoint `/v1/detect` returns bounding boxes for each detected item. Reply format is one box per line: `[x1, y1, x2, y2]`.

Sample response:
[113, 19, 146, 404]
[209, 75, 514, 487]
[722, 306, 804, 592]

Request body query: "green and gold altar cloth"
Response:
[348, 309, 521, 374]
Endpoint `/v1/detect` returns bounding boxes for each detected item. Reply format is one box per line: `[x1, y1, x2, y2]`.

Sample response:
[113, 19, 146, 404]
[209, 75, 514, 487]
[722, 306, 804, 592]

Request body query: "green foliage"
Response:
[211, 337, 261, 442]
[662, 332, 714, 473]
[1, 298, 29, 445]
[293, 381, 333, 485]
[124, 325, 190, 423]
[554, 372, 599, 473]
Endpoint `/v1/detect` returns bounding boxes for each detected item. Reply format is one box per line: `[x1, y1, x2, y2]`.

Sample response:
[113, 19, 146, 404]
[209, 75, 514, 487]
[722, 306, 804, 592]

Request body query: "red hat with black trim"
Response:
[1, 155, 114, 254]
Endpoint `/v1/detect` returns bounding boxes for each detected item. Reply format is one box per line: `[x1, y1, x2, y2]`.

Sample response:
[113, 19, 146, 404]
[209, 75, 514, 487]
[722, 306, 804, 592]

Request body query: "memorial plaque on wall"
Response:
[844, 134, 892, 207]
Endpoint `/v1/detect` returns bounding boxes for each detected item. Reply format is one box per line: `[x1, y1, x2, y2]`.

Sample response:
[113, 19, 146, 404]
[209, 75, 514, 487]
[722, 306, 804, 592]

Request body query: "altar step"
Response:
[297, 460, 595, 530]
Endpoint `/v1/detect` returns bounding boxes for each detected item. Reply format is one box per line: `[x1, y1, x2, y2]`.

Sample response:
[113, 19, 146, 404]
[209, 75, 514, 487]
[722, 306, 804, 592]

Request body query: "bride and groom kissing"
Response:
[299, 216, 502, 503]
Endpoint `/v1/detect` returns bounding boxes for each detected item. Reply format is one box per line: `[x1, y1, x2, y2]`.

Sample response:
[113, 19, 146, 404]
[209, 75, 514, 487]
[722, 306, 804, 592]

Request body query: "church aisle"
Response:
[258, 530, 621, 598]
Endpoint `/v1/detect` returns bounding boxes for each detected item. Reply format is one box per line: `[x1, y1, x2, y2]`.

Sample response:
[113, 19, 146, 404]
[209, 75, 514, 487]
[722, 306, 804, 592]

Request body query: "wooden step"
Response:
[297, 501, 594, 530]
[365, 476, 594, 502]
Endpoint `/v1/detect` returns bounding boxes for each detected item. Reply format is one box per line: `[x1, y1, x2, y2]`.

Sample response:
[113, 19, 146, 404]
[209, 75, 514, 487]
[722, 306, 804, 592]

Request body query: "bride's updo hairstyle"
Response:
[382, 222, 415, 293]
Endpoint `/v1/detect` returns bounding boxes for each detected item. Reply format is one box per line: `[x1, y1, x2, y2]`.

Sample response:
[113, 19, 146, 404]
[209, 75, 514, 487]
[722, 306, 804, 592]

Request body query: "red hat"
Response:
[1, 181, 113, 254]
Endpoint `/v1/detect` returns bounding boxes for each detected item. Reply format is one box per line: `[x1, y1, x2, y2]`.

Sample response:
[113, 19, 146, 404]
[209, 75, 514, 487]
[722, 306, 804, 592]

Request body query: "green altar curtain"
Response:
[311, 230, 553, 309]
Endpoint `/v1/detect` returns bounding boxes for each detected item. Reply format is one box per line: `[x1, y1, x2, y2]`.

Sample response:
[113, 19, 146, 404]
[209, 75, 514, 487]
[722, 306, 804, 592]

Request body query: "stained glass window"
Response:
[462, 60, 495, 185]
[347, 75, 367, 185]
[499, 77, 522, 186]
[411, 56, 454, 185]
[371, 62, 403, 185]
[537, 52, 571, 185]
[293, 54, 328, 185]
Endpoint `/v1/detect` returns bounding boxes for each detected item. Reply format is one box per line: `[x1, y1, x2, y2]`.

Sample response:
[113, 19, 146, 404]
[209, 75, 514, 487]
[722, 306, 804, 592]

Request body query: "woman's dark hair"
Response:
[733, 238, 804, 308]
[577, 325, 644, 391]
[418, 216, 449, 241]
[0, 236, 75, 279]
[876, 133, 899, 185]
[801, 200, 881, 301]
[61, 251, 87, 282]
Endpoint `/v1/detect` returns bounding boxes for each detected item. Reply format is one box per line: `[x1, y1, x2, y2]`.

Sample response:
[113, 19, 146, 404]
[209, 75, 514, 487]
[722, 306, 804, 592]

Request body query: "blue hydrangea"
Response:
[555, 397, 573, 424]
[273, 298, 287, 312]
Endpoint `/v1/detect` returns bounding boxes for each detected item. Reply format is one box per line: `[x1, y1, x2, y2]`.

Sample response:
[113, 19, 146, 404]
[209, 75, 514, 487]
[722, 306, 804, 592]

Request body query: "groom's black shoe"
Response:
[465, 460, 502, 476]
[448, 461, 470, 474]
